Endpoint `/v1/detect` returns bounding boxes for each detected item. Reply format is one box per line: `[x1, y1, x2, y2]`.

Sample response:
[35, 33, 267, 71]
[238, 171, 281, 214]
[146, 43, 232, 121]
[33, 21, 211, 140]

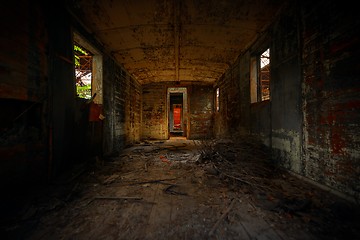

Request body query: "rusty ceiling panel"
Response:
[70, 0, 285, 84]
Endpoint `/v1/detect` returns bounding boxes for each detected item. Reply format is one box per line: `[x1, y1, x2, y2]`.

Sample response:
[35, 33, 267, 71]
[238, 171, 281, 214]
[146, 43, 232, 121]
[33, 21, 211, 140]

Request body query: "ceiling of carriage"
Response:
[69, 0, 286, 85]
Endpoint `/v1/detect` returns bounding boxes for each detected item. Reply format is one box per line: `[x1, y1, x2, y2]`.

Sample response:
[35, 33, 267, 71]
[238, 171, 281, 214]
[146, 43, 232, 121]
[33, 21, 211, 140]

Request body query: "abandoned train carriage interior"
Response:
[0, 0, 360, 239]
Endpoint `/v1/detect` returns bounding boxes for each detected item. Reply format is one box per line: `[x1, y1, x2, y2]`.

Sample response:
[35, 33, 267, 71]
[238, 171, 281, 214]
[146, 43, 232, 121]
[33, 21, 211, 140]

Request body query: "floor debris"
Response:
[1, 138, 359, 240]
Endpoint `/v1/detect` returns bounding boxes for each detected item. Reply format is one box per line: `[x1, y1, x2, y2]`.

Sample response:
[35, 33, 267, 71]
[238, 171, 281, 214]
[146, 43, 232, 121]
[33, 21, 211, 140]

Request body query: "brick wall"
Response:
[141, 83, 168, 140]
[141, 82, 214, 140]
[103, 61, 142, 155]
[301, 1, 360, 198]
[214, 1, 360, 200]
[213, 61, 242, 137]
[188, 85, 214, 139]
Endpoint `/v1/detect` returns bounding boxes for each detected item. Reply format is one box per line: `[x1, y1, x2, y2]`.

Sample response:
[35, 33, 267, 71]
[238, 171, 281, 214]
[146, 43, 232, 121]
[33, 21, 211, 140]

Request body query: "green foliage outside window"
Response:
[74, 43, 92, 99]
[77, 84, 92, 99]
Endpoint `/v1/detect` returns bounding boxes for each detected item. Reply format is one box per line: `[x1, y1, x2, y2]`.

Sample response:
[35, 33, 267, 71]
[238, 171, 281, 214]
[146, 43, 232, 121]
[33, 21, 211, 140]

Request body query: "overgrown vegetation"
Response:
[74, 43, 92, 99]
[74, 44, 88, 67]
[76, 84, 92, 99]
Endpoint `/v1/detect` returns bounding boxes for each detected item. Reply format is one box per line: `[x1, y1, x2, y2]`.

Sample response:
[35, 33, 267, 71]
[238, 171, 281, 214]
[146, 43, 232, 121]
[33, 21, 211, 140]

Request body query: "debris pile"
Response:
[194, 134, 360, 239]
[194, 134, 277, 192]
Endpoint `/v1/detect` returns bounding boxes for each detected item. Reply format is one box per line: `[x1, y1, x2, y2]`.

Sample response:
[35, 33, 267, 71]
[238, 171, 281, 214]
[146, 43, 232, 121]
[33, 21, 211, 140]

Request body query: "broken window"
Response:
[215, 87, 220, 112]
[73, 31, 103, 105]
[260, 48, 270, 101]
[250, 48, 270, 103]
[74, 42, 93, 99]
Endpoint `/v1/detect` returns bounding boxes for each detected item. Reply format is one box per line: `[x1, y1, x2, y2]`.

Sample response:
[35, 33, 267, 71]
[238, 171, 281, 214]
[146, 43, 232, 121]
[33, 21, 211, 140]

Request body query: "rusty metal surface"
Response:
[70, 0, 285, 84]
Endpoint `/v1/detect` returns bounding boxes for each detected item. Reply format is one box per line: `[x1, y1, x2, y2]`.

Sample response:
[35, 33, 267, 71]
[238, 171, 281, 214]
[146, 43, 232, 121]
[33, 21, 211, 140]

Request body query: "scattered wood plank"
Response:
[128, 178, 177, 186]
[209, 198, 236, 236]
[102, 174, 120, 185]
[163, 185, 188, 196]
[94, 196, 143, 201]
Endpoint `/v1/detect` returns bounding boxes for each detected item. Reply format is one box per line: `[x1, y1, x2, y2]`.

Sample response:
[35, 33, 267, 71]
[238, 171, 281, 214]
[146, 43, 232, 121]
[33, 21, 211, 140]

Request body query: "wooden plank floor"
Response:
[1, 139, 359, 240]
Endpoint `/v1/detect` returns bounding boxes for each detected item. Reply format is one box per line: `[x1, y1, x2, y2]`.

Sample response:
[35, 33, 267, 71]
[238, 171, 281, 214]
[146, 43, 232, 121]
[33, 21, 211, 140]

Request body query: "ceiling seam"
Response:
[174, 0, 181, 83]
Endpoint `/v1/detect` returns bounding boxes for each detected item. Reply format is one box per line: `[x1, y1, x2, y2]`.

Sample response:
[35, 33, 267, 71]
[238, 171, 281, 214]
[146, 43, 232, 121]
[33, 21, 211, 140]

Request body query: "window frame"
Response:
[259, 48, 270, 101]
[73, 31, 103, 104]
[250, 47, 270, 103]
[215, 87, 220, 112]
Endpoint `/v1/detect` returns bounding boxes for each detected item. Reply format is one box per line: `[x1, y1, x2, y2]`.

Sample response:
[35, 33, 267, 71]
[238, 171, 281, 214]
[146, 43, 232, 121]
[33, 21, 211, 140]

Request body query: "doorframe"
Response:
[167, 87, 187, 138]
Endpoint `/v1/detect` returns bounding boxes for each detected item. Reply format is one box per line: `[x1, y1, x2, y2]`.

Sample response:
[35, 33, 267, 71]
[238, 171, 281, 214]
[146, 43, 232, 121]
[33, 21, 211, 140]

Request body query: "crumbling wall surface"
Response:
[248, 33, 273, 146]
[0, 1, 79, 187]
[301, 1, 360, 199]
[141, 83, 168, 140]
[213, 59, 242, 138]
[188, 84, 214, 139]
[238, 53, 252, 134]
[270, 5, 303, 173]
[140, 82, 213, 140]
[212, 75, 228, 137]
[126, 76, 142, 144]
[103, 62, 142, 156]
[250, 102, 271, 146]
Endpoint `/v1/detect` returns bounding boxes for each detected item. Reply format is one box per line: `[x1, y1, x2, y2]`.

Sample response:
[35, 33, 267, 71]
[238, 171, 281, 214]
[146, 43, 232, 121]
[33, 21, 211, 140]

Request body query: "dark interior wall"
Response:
[70, 7, 143, 157]
[126, 76, 142, 145]
[0, 0, 143, 189]
[141, 82, 213, 140]
[250, 102, 271, 144]
[301, 1, 360, 198]
[270, 4, 302, 172]
[47, 4, 78, 178]
[188, 84, 214, 139]
[214, 0, 360, 200]
[238, 53, 252, 134]
[213, 61, 242, 137]
[141, 83, 168, 140]
[0, 1, 52, 189]
[103, 61, 142, 156]
[214, 37, 272, 143]
[0, 1, 81, 186]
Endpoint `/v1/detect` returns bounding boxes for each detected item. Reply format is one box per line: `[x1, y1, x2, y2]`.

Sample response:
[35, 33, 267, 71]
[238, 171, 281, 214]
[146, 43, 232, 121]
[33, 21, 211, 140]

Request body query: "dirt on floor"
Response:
[1, 138, 360, 240]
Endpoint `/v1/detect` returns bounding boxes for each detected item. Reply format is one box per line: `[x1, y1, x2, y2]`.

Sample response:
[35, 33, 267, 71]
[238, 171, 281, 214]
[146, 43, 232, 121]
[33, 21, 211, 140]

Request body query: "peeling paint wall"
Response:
[214, 1, 360, 199]
[188, 85, 214, 139]
[213, 61, 242, 137]
[0, 1, 143, 189]
[214, 37, 272, 143]
[141, 82, 214, 140]
[141, 83, 168, 140]
[126, 77, 142, 144]
[301, 1, 360, 198]
[250, 102, 271, 146]
[270, 5, 302, 173]
[0, 1, 73, 188]
[103, 62, 142, 156]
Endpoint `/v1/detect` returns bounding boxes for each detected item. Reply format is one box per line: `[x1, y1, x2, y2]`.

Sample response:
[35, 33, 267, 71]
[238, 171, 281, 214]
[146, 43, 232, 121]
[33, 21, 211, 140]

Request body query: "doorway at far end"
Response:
[168, 88, 187, 138]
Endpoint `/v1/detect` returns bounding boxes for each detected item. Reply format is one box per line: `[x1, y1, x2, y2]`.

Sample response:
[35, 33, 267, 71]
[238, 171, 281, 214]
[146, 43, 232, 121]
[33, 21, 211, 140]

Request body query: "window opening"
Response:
[215, 87, 220, 112]
[74, 42, 93, 99]
[260, 48, 270, 101]
[250, 48, 270, 103]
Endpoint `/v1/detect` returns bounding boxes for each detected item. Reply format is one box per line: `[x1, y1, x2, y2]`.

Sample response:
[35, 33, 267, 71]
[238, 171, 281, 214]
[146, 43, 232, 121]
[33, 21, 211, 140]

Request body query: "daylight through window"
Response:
[215, 87, 220, 112]
[260, 48, 270, 101]
[74, 43, 93, 99]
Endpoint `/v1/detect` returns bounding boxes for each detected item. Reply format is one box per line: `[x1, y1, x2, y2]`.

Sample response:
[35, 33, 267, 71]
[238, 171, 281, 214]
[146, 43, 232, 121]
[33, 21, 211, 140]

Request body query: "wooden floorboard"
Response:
[2, 139, 359, 240]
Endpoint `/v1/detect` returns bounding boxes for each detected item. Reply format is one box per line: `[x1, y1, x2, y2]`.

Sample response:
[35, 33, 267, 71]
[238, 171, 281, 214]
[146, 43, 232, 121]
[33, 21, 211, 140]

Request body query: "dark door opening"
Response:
[169, 91, 186, 137]
[173, 104, 182, 131]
